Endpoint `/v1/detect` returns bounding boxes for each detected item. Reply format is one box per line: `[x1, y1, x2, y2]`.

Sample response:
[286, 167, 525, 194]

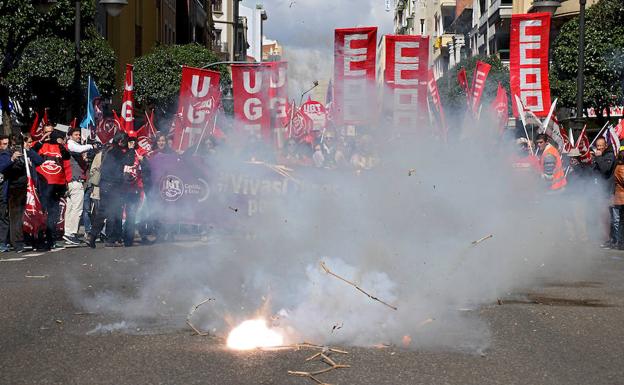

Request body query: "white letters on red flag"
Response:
[427, 69, 447, 139]
[510, 13, 552, 117]
[334, 27, 377, 127]
[470, 60, 491, 114]
[232, 62, 288, 142]
[172, 66, 221, 152]
[384, 35, 429, 127]
[120, 64, 135, 132]
[301, 99, 327, 130]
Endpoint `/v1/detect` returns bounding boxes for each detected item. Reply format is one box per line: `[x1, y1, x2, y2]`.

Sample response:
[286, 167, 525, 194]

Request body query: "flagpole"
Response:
[588, 121, 610, 148]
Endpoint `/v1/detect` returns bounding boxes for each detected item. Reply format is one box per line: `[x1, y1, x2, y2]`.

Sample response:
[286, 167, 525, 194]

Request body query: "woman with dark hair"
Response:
[153, 133, 172, 154]
[611, 150, 624, 249]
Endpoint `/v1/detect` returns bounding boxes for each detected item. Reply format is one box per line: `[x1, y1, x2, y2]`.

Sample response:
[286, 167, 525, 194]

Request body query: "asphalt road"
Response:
[1, 241, 623, 385]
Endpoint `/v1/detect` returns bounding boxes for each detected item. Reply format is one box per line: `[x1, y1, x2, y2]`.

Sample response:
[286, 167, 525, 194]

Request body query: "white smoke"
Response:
[70, 102, 603, 352]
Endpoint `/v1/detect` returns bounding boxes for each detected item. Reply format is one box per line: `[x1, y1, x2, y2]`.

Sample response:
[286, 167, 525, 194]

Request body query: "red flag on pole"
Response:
[576, 125, 592, 164]
[334, 27, 377, 128]
[490, 82, 508, 134]
[427, 69, 447, 140]
[510, 13, 552, 117]
[31, 109, 50, 141]
[470, 60, 492, 114]
[120, 64, 135, 133]
[22, 149, 46, 238]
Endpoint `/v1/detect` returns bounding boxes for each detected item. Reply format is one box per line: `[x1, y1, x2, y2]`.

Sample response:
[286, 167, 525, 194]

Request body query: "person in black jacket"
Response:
[0, 134, 17, 251]
[592, 137, 618, 248]
[85, 132, 133, 248]
[4, 133, 44, 252]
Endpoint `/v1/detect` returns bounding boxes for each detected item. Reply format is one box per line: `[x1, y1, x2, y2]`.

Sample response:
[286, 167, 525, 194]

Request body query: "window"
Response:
[212, 0, 222, 12]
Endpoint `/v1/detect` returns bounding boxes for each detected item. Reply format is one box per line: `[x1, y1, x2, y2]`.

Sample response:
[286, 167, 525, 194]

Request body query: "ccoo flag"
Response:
[80, 76, 101, 129]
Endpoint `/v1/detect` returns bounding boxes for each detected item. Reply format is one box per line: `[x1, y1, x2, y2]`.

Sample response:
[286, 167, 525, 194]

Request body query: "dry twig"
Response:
[288, 343, 350, 385]
[186, 297, 215, 336]
[320, 261, 398, 311]
[471, 234, 493, 245]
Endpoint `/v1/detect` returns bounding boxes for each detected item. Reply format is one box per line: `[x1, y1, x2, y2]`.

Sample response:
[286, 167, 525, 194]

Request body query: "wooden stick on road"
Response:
[320, 261, 398, 311]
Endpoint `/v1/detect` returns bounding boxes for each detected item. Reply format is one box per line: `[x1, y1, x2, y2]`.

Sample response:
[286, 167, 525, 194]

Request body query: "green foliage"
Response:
[6, 35, 116, 121]
[133, 44, 231, 114]
[436, 54, 510, 122]
[0, 0, 111, 123]
[551, 0, 624, 116]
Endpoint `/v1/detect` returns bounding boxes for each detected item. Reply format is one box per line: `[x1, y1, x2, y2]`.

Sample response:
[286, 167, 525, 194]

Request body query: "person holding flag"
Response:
[62, 127, 96, 245]
[32, 123, 71, 250]
[4, 133, 43, 252]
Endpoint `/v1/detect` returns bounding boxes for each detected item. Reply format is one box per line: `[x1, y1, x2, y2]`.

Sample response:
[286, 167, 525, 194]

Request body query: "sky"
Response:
[241, 0, 394, 95]
[241, 0, 394, 50]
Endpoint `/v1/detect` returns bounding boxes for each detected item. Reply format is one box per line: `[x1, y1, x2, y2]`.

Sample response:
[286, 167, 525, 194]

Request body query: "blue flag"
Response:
[80, 76, 101, 129]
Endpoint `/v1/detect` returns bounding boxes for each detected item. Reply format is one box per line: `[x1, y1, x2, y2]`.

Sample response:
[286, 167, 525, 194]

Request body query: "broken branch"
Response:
[320, 261, 398, 311]
[471, 234, 493, 245]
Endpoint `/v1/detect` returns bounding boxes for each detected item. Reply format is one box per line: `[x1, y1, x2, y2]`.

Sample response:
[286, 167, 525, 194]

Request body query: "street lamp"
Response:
[575, 0, 587, 129]
[300, 80, 319, 105]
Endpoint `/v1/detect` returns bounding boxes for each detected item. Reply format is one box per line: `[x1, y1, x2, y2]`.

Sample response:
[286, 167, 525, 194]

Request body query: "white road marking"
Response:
[0, 257, 27, 262]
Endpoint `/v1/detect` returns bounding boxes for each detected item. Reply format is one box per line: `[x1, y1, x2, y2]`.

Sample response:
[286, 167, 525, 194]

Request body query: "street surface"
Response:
[1, 241, 623, 385]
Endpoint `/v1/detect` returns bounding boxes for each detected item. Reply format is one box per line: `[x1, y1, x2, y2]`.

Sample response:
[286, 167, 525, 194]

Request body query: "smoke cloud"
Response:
[68, 95, 603, 352]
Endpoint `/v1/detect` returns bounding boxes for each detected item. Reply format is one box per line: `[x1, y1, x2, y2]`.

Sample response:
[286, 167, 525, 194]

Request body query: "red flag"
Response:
[96, 116, 120, 144]
[614, 119, 624, 140]
[120, 64, 135, 133]
[22, 151, 46, 238]
[427, 69, 447, 140]
[173, 66, 221, 151]
[490, 82, 508, 134]
[510, 13, 552, 117]
[457, 68, 469, 94]
[334, 27, 377, 127]
[69, 117, 77, 129]
[470, 61, 492, 114]
[576, 125, 592, 164]
[31, 109, 50, 141]
[384, 34, 429, 129]
[300, 99, 327, 131]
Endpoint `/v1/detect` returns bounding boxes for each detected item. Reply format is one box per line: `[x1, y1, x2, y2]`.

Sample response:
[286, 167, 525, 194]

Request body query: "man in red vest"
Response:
[32, 123, 71, 249]
[535, 133, 567, 192]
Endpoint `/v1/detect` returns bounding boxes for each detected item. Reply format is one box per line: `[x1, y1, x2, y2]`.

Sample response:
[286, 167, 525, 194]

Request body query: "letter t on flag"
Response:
[120, 64, 135, 133]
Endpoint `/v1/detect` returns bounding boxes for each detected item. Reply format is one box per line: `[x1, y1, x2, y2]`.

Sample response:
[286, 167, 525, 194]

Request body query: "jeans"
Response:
[611, 206, 621, 244]
[83, 185, 93, 234]
[90, 182, 123, 243]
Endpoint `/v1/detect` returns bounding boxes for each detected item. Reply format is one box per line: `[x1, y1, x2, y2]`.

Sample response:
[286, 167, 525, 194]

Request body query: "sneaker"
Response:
[85, 234, 96, 249]
[104, 241, 123, 248]
[63, 234, 81, 245]
[0, 244, 9, 252]
[600, 241, 615, 249]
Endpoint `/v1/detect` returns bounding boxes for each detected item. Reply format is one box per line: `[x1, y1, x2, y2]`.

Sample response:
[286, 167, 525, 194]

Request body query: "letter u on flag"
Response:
[120, 64, 135, 133]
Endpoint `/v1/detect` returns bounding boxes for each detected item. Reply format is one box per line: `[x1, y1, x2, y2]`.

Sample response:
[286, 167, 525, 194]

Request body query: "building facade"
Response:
[239, 4, 267, 62]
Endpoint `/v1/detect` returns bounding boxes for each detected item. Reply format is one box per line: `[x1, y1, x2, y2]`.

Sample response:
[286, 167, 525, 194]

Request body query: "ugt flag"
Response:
[80, 76, 101, 129]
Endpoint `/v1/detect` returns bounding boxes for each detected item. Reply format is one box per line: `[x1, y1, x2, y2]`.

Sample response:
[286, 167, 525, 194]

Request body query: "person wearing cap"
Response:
[32, 123, 71, 250]
[62, 128, 95, 245]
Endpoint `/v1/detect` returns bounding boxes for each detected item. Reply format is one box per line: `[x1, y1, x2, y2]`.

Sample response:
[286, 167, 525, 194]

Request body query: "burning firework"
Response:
[226, 319, 284, 350]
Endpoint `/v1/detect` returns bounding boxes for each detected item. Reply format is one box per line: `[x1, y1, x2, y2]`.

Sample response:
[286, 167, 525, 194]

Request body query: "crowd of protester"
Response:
[515, 131, 624, 249]
[2, 117, 623, 253]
